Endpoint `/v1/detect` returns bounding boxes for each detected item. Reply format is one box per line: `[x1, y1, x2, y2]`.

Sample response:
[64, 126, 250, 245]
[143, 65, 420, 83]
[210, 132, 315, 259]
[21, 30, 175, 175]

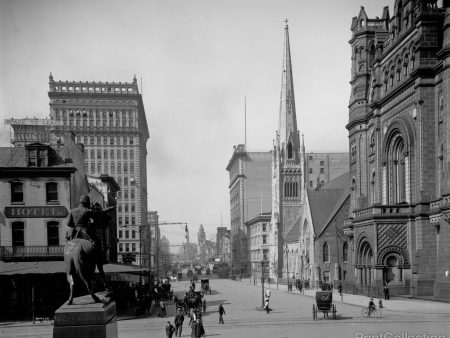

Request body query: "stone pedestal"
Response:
[53, 293, 117, 338]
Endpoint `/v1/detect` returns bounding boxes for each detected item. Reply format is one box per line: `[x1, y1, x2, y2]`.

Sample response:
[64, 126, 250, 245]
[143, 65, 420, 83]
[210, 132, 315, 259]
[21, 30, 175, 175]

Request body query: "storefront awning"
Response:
[0, 261, 148, 276]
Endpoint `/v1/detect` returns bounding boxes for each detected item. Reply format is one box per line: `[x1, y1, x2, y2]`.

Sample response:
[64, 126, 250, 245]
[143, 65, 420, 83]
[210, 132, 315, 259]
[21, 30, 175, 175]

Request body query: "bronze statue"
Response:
[64, 195, 115, 305]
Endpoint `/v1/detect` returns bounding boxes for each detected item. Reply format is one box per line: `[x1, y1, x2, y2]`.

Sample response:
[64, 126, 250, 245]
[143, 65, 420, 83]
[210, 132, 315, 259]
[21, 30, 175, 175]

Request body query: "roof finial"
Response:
[49, 72, 54, 82]
[285, 18, 288, 28]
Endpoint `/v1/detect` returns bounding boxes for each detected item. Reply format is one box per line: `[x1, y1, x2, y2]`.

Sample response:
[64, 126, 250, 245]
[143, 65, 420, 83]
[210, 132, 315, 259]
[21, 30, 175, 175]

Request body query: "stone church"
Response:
[346, 0, 450, 299]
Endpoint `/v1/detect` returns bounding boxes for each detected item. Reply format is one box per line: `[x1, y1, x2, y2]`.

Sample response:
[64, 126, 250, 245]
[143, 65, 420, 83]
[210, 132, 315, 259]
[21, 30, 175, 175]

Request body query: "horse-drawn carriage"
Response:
[312, 291, 337, 320]
[180, 290, 202, 314]
[201, 279, 211, 295]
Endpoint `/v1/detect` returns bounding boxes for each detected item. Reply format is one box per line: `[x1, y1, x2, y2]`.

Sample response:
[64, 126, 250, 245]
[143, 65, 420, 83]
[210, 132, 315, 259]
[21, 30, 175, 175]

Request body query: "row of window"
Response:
[118, 216, 136, 226]
[77, 136, 135, 146]
[11, 182, 58, 204]
[88, 149, 135, 159]
[68, 118, 134, 128]
[87, 162, 135, 175]
[118, 229, 137, 239]
[55, 108, 136, 119]
[322, 242, 348, 263]
[309, 167, 325, 174]
[11, 221, 60, 246]
[118, 242, 137, 253]
[53, 85, 137, 94]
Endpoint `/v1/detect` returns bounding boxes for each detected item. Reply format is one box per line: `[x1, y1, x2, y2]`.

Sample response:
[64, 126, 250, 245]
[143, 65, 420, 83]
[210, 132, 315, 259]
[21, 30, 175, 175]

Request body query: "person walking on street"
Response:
[264, 297, 270, 314]
[174, 308, 184, 337]
[160, 299, 166, 317]
[202, 299, 206, 314]
[218, 304, 225, 324]
[191, 319, 202, 338]
[337, 282, 343, 296]
[166, 321, 175, 338]
[384, 284, 390, 300]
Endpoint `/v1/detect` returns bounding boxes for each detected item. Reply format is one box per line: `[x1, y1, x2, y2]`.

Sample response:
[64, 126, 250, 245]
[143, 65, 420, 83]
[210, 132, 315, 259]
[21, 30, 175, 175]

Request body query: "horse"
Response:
[64, 237, 102, 305]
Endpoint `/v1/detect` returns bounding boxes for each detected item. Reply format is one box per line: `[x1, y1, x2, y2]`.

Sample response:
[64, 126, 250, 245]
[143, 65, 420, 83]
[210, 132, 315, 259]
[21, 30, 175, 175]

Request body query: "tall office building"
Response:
[226, 144, 272, 276]
[48, 74, 149, 265]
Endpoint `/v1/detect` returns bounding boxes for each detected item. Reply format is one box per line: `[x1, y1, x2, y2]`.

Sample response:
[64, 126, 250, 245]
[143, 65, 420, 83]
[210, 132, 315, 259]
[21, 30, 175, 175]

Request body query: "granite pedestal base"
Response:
[53, 292, 117, 338]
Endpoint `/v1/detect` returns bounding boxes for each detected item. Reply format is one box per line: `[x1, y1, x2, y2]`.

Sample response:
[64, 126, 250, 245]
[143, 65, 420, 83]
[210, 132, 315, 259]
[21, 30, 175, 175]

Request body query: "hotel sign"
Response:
[4, 118, 63, 126]
[4, 206, 68, 218]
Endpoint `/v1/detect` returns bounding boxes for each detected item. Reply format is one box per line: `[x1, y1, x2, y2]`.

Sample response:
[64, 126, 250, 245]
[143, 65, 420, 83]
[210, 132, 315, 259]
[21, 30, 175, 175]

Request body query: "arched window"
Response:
[47, 221, 59, 246]
[46, 182, 58, 203]
[386, 130, 407, 204]
[12, 222, 25, 246]
[323, 242, 329, 262]
[397, 1, 403, 33]
[287, 142, 293, 159]
[343, 242, 348, 262]
[90, 137, 94, 145]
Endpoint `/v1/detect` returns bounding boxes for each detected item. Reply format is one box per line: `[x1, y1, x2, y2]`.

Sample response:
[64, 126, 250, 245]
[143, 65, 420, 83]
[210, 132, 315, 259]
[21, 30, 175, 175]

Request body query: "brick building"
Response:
[48, 74, 149, 265]
[346, 1, 450, 299]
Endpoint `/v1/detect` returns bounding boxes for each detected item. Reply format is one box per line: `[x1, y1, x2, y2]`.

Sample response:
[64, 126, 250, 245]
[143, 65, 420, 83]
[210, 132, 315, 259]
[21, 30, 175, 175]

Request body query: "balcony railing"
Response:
[354, 204, 412, 221]
[0, 246, 64, 259]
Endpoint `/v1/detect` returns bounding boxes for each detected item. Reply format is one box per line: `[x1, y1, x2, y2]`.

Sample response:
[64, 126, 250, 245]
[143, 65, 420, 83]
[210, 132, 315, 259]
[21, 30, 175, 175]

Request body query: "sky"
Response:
[0, 0, 393, 249]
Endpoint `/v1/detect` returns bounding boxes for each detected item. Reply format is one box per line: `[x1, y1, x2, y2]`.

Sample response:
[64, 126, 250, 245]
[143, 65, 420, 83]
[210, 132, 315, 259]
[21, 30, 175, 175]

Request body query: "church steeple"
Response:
[278, 20, 300, 163]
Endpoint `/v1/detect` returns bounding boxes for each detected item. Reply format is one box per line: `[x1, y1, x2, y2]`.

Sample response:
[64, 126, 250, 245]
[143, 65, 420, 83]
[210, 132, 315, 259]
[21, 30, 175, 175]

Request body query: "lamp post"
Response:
[261, 259, 265, 308]
[285, 244, 289, 289]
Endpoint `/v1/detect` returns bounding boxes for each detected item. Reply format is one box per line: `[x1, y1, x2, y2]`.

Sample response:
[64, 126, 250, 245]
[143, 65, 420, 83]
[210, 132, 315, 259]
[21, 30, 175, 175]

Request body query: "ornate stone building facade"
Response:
[48, 74, 149, 265]
[346, 1, 450, 299]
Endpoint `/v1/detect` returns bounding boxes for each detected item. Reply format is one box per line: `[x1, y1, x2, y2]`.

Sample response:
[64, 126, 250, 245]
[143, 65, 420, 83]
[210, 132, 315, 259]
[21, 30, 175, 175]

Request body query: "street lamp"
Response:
[261, 259, 265, 308]
[285, 244, 289, 287]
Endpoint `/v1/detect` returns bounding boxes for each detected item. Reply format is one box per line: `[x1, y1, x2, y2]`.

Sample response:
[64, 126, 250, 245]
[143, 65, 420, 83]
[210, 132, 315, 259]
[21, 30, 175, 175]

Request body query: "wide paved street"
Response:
[1, 278, 449, 338]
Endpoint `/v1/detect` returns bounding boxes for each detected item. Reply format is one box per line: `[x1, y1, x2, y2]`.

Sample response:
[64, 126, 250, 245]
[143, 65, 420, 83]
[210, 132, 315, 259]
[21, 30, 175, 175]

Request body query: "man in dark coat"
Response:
[218, 304, 225, 324]
[166, 321, 175, 338]
[174, 308, 184, 337]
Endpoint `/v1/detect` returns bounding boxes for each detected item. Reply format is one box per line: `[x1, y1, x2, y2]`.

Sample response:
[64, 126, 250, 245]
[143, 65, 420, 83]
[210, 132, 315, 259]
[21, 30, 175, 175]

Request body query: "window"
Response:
[132, 243, 136, 252]
[110, 138, 115, 145]
[130, 137, 133, 144]
[119, 217, 122, 226]
[287, 142, 293, 159]
[386, 130, 407, 203]
[126, 243, 130, 252]
[124, 177, 128, 186]
[110, 150, 114, 159]
[131, 217, 135, 225]
[90, 137, 94, 145]
[90, 150, 95, 158]
[12, 222, 25, 246]
[119, 243, 123, 252]
[320, 160, 324, 166]
[262, 223, 267, 232]
[46, 182, 58, 203]
[131, 189, 135, 199]
[131, 205, 135, 212]
[132, 230, 136, 239]
[262, 235, 267, 244]
[343, 242, 348, 262]
[28, 148, 47, 167]
[309, 168, 313, 174]
[130, 163, 134, 173]
[117, 150, 121, 159]
[47, 221, 59, 246]
[125, 204, 129, 212]
[310, 181, 313, 188]
[125, 230, 129, 239]
[323, 242, 329, 262]
[320, 168, 324, 174]
[125, 217, 129, 225]
[130, 150, 134, 159]
[97, 150, 101, 159]
[119, 230, 123, 238]
[123, 137, 127, 145]
[11, 182, 23, 203]
[104, 150, 108, 159]
[323, 271, 330, 283]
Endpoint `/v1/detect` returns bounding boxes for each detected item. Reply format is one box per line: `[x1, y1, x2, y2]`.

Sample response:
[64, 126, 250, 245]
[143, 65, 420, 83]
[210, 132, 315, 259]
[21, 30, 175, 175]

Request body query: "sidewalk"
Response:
[239, 278, 450, 315]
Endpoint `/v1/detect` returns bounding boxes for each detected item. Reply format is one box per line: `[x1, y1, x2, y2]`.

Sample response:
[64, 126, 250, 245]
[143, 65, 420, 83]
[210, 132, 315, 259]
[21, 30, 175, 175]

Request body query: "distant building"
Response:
[305, 153, 349, 190]
[48, 74, 149, 266]
[245, 212, 271, 281]
[226, 145, 272, 276]
[216, 227, 228, 261]
[197, 224, 206, 263]
[146, 211, 160, 277]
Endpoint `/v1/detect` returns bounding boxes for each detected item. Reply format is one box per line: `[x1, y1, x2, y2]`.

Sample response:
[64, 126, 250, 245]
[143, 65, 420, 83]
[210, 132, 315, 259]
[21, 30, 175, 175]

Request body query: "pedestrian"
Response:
[202, 299, 206, 313]
[160, 299, 166, 317]
[218, 304, 225, 324]
[191, 319, 202, 338]
[264, 297, 270, 314]
[166, 321, 175, 338]
[174, 308, 184, 337]
[299, 281, 303, 294]
[384, 284, 390, 300]
[337, 282, 343, 296]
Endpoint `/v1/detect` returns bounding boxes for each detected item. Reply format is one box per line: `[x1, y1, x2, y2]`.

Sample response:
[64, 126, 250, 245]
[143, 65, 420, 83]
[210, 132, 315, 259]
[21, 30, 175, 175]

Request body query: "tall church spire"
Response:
[278, 20, 300, 162]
